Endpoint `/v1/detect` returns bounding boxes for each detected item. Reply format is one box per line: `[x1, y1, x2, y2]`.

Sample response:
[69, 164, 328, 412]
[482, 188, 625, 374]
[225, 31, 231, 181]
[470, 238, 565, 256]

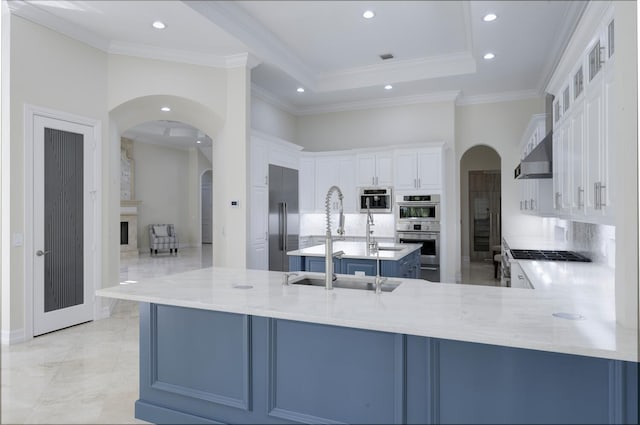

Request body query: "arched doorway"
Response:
[109, 95, 223, 278]
[460, 145, 502, 286]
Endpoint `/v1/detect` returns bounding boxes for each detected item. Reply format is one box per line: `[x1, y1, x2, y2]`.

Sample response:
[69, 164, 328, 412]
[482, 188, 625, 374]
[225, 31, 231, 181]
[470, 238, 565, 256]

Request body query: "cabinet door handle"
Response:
[372, 176, 375, 186]
[524, 200, 529, 210]
[414, 178, 417, 188]
[594, 182, 601, 210]
[265, 175, 268, 186]
[520, 200, 523, 210]
[530, 198, 535, 210]
[578, 186, 584, 207]
[599, 184, 606, 207]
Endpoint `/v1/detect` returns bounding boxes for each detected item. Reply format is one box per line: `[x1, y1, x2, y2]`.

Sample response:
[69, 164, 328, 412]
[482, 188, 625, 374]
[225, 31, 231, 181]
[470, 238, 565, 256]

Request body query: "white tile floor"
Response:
[1, 245, 497, 424]
[1, 246, 213, 424]
[460, 260, 502, 287]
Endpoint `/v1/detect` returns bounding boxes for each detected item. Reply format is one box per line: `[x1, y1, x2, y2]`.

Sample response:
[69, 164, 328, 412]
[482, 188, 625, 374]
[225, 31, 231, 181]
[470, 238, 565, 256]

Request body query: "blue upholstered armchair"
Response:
[148, 224, 178, 255]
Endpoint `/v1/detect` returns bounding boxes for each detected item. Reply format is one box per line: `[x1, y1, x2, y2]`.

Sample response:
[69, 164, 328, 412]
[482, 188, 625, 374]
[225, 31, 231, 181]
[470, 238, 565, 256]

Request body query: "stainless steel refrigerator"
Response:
[268, 164, 299, 271]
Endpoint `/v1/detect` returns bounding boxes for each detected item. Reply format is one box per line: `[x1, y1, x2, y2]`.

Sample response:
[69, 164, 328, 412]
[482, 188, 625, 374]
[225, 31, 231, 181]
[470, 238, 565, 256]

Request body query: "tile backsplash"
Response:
[544, 218, 615, 267]
[300, 213, 396, 238]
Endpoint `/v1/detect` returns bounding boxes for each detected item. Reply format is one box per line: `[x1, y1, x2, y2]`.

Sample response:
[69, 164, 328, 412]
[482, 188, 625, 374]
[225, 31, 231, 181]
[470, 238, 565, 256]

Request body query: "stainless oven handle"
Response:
[420, 266, 438, 271]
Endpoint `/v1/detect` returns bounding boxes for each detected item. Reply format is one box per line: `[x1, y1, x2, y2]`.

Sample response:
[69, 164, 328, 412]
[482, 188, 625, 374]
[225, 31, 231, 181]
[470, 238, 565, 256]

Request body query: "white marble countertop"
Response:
[96, 265, 638, 362]
[287, 241, 421, 260]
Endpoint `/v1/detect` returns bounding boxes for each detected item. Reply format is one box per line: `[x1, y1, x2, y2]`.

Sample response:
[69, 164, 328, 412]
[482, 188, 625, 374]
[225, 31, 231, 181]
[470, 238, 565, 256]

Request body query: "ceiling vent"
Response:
[379, 53, 394, 60]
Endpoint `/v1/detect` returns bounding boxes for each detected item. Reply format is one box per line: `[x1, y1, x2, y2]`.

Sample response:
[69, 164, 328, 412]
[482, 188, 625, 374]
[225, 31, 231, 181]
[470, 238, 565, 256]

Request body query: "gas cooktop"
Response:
[509, 249, 591, 262]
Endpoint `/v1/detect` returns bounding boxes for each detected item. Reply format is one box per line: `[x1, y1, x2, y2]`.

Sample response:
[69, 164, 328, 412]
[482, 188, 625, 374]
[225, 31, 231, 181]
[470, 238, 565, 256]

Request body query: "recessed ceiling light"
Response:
[297, 87, 305, 93]
[363, 10, 375, 19]
[152, 20, 166, 30]
[483, 13, 497, 22]
[384, 85, 393, 90]
[483, 53, 496, 60]
[196, 140, 202, 144]
[161, 106, 171, 112]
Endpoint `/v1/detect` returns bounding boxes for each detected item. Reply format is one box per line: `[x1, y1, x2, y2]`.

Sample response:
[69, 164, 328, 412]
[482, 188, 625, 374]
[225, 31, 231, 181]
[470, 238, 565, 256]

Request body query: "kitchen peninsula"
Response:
[97, 267, 638, 425]
[287, 241, 422, 279]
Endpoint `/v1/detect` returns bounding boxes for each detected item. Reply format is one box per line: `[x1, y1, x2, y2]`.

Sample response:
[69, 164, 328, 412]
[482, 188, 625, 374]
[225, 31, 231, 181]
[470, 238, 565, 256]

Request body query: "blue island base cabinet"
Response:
[289, 249, 421, 279]
[136, 303, 638, 424]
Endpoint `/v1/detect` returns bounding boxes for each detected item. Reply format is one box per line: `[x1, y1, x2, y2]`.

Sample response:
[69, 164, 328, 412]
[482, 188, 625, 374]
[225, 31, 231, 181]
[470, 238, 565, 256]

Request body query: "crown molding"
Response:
[316, 52, 476, 92]
[455, 89, 541, 106]
[537, 1, 589, 94]
[545, 1, 610, 95]
[226, 52, 262, 69]
[251, 84, 298, 115]
[295, 91, 461, 116]
[108, 41, 228, 68]
[8, 0, 110, 51]
[183, 0, 316, 90]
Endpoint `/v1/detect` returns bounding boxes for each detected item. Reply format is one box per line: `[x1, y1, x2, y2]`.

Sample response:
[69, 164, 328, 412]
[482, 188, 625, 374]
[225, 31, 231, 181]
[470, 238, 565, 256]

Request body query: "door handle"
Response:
[36, 250, 50, 256]
[283, 202, 288, 251]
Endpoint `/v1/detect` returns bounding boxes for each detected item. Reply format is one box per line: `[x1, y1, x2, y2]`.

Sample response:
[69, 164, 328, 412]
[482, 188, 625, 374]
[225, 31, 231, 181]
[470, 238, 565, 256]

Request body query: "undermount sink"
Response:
[376, 246, 405, 251]
[290, 276, 400, 292]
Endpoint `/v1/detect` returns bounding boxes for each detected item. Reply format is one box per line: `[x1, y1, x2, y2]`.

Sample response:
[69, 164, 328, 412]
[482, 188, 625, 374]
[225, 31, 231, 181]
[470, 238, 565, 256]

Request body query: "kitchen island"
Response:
[97, 267, 638, 424]
[287, 241, 422, 279]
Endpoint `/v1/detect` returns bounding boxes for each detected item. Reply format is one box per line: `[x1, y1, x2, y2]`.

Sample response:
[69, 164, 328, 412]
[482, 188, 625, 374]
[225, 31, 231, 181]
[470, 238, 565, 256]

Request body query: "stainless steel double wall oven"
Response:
[395, 194, 440, 282]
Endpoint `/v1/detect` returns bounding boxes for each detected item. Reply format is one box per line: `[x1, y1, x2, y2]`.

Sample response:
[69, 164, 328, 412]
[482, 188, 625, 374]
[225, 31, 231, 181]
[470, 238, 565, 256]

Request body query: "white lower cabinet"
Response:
[510, 261, 533, 289]
[249, 185, 268, 270]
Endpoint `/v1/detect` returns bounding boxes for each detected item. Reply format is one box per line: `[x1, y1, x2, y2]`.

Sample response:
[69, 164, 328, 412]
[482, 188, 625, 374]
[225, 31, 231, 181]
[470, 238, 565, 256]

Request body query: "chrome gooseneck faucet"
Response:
[365, 198, 377, 253]
[325, 186, 345, 290]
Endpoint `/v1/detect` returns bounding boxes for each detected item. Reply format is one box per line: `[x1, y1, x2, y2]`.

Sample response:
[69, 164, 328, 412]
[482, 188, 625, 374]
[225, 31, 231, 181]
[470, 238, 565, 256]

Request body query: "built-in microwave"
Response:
[358, 187, 393, 213]
[396, 194, 440, 222]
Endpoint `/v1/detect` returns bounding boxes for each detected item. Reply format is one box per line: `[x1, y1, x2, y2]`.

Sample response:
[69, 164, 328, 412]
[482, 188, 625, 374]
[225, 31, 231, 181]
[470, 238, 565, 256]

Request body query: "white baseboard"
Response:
[1, 328, 26, 345]
[94, 297, 116, 320]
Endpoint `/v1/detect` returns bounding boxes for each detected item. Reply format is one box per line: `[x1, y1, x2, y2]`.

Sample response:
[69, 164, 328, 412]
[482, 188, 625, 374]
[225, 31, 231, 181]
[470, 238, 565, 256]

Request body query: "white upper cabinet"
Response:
[250, 139, 268, 187]
[299, 156, 316, 213]
[548, 5, 615, 225]
[356, 151, 393, 187]
[315, 155, 356, 213]
[394, 146, 442, 192]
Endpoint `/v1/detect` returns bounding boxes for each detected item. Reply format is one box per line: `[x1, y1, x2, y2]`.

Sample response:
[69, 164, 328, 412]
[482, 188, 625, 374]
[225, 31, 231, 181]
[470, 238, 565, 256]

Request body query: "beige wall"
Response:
[2, 15, 251, 339]
[455, 98, 546, 248]
[133, 142, 192, 252]
[4, 16, 109, 337]
[295, 101, 455, 152]
[251, 96, 296, 142]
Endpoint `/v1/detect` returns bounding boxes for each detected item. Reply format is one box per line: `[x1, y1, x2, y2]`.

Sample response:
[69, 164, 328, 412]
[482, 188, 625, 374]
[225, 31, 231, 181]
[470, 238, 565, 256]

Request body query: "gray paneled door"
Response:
[33, 115, 95, 336]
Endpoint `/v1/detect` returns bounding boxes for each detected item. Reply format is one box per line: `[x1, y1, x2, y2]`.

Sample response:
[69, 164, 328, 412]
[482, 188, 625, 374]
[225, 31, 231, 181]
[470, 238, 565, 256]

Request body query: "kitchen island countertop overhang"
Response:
[96, 266, 638, 362]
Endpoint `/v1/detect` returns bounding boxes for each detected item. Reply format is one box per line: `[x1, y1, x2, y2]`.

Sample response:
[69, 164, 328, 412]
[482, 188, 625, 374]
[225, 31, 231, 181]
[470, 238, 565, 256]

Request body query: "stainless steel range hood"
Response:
[515, 131, 553, 179]
[515, 94, 554, 179]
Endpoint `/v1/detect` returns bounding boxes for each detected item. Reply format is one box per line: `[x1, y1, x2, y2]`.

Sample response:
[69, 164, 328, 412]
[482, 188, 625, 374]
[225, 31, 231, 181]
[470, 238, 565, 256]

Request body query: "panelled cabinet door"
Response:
[584, 78, 604, 217]
[250, 140, 268, 187]
[375, 152, 394, 186]
[417, 150, 442, 190]
[249, 186, 268, 270]
[299, 157, 316, 213]
[600, 65, 615, 222]
[338, 157, 356, 213]
[394, 151, 419, 190]
[356, 152, 394, 187]
[569, 100, 586, 216]
[356, 154, 377, 187]
[315, 157, 340, 212]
